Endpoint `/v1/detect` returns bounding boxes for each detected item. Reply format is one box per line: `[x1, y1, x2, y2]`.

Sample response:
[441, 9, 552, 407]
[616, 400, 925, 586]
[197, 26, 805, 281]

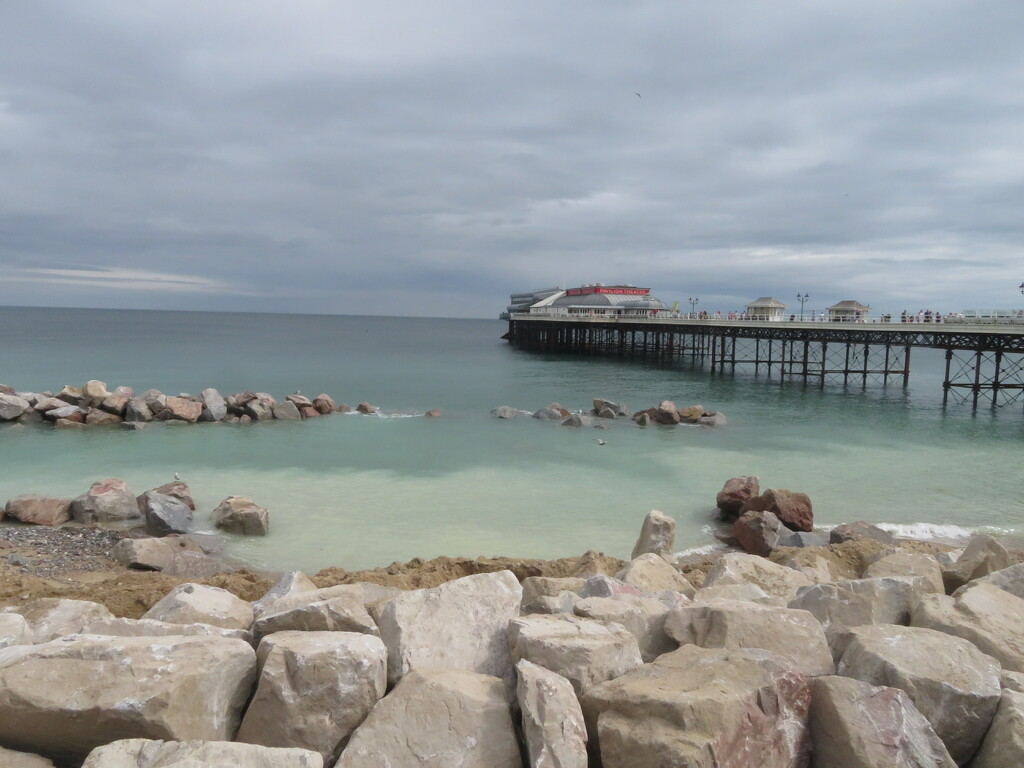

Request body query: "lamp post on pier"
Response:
[797, 293, 809, 321]
[688, 297, 699, 318]
[1019, 281, 1023, 295]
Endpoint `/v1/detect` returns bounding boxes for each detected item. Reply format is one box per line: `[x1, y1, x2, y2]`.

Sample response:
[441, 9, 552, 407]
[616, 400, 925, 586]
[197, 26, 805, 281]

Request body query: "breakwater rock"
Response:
[1, 508, 1022, 767]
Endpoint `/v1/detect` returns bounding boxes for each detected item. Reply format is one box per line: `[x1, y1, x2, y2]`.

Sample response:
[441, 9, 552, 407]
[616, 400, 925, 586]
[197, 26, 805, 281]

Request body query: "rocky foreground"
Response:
[1, 507, 1023, 767]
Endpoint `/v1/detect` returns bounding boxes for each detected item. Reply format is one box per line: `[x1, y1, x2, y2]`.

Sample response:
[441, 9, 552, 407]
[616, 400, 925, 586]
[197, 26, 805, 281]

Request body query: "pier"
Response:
[505, 315, 1024, 409]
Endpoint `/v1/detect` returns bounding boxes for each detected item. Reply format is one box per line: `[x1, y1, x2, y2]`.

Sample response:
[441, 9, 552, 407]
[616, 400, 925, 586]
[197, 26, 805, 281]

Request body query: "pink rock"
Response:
[164, 397, 202, 423]
[741, 488, 813, 532]
[312, 393, 336, 414]
[716, 476, 760, 519]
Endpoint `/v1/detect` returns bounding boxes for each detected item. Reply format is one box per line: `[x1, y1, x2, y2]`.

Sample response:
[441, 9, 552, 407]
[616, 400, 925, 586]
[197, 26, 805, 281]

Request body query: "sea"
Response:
[1, 306, 1022, 575]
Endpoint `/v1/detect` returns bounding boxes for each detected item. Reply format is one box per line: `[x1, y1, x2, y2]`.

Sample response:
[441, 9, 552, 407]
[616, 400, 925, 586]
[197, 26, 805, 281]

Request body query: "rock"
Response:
[140, 480, 196, 511]
[677, 404, 704, 423]
[253, 586, 379, 641]
[252, 570, 319, 615]
[837, 623, 1002, 764]
[32, 396, 68, 414]
[300, 405, 320, 418]
[0, 634, 256, 766]
[580, 574, 644, 599]
[70, 478, 141, 523]
[211, 496, 270, 535]
[630, 509, 675, 559]
[532, 404, 568, 420]
[199, 387, 228, 421]
[664, 599, 834, 676]
[355, 402, 377, 415]
[273, 401, 302, 420]
[740, 488, 813, 532]
[370, 571, 521, 690]
[692, 583, 773, 603]
[312, 394, 336, 414]
[809, 675, 956, 768]
[53, 416, 87, 429]
[334, 404, 351, 414]
[715, 475, 760, 519]
[142, 582, 254, 631]
[911, 583, 1024, 673]
[56, 384, 85, 405]
[521, 576, 586, 608]
[164, 396, 202, 422]
[654, 399, 681, 424]
[1003, 670, 1024, 693]
[524, 591, 583, 615]
[789, 578, 920, 641]
[285, 393, 314, 409]
[517, 659, 588, 768]
[160, 550, 236, 578]
[829, 521, 897, 545]
[732, 509, 801, 556]
[0, 746, 56, 768]
[139, 491, 193, 536]
[334, 667, 520, 768]
[943, 534, 1011, 592]
[4, 598, 115, 642]
[355, 581, 403, 608]
[699, 411, 726, 426]
[633, 411, 652, 426]
[81, 379, 110, 406]
[45, 404, 84, 422]
[580, 645, 811, 768]
[616, 553, 695, 596]
[226, 391, 258, 413]
[560, 413, 592, 427]
[82, 617, 251, 643]
[244, 397, 275, 421]
[574, 594, 675, 662]
[593, 397, 628, 416]
[237, 631, 387, 761]
[99, 392, 131, 416]
[124, 397, 154, 422]
[971, 689, 1024, 768]
[863, 552, 945, 594]
[0, 613, 32, 649]
[109, 536, 206, 571]
[958, 562, 1024, 600]
[0, 393, 31, 420]
[4, 495, 72, 526]
[81, 739, 323, 768]
[703, 552, 813, 600]
[85, 409, 122, 426]
[507, 614, 643, 696]
[781, 550, 846, 582]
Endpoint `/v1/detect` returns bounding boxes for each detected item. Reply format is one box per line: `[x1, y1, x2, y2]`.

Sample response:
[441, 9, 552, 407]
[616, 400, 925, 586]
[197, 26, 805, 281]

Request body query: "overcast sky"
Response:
[1, 1, 1022, 318]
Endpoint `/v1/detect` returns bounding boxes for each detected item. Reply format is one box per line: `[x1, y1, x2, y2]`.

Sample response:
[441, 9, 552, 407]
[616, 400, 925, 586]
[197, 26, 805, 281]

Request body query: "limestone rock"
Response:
[862, 552, 945, 594]
[85, 409, 122, 426]
[521, 576, 586, 608]
[837, 623, 1002, 764]
[507, 614, 643, 697]
[533, 404, 568, 420]
[654, 400, 681, 424]
[124, 397, 153, 422]
[616, 552, 694, 596]
[82, 616, 251, 643]
[580, 645, 811, 768]
[141, 479, 196, 511]
[703, 552, 812, 600]
[574, 594, 675, 663]
[0, 613, 32, 649]
[198, 387, 228, 421]
[4, 495, 72, 526]
[3, 598, 114, 643]
[70, 478, 140, 523]
[355, 402, 378, 414]
[244, 396, 275, 421]
[665, 599, 833, 676]
[0, 634, 256, 766]
[829, 521, 897, 545]
[789, 577, 919, 637]
[312, 394, 336, 414]
[82, 379, 111, 406]
[630, 509, 675, 559]
[44, 404, 84, 422]
[56, 384, 85, 405]
[524, 592, 582, 615]
[692, 583, 772, 604]
[252, 570, 319, 614]
[253, 586, 379, 640]
[971, 689, 1024, 768]
[99, 392, 131, 416]
[143, 582, 254, 631]
[942, 534, 1011, 592]
[715, 475, 760, 519]
[780, 550, 846, 583]
[0, 393, 31, 420]
[164, 396, 202, 422]
[490, 405, 519, 418]
[273, 401, 302, 420]
[371, 570, 522, 689]
[809, 675, 956, 768]
[910, 583, 1024, 673]
[109, 536, 205, 571]
[237, 631, 387, 761]
[211, 495, 270, 535]
[0, 746, 56, 768]
[517, 659, 588, 768]
[959, 562, 1024, 600]
[140, 491, 193, 536]
[560, 413, 592, 427]
[81, 739, 323, 767]
[580, 573, 643, 599]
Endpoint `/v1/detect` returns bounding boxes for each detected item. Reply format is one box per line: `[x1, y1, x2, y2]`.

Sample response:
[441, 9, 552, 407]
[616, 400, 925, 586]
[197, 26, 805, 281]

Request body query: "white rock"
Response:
[521, 576, 587, 607]
[703, 552, 812, 600]
[692, 582, 772, 603]
[863, 552, 945, 594]
[142, 583, 254, 631]
[615, 553, 694, 596]
[788, 577, 919, 636]
[943, 534, 1011, 592]
[516, 659, 588, 768]
[957, 562, 1024, 600]
[2, 598, 114, 643]
[0, 613, 32, 649]
[82, 616, 252, 643]
[573, 594, 675, 662]
[971, 689, 1024, 768]
[0, 746, 56, 768]
[630, 509, 675, 559]
[81, 738, 323, 767]
[252, 570, 319, 615]
[253, 586, 379, 641]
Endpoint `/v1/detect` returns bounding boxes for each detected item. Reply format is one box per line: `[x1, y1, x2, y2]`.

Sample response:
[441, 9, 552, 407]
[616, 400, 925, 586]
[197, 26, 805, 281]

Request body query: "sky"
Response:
[1, 1, 1022, 319]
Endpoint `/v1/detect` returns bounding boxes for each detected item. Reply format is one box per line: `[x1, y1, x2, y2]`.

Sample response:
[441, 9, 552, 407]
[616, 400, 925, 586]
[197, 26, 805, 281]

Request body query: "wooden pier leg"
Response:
[943, 349, 952, 405]
[884, 344, 891, 384]
[862, 343, 870, 387]
[992, 351, 1003, 408]
[843, 343, 851, 386]
[802, 340, 810, 382]
[972, 350, 983, 409]
[904, 345, 912, 387]
[820, 342, 828, 387]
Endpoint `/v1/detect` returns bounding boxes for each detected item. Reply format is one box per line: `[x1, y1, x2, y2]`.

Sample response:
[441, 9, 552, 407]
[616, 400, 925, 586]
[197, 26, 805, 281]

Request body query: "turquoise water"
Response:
[1, 306, 1022, 573]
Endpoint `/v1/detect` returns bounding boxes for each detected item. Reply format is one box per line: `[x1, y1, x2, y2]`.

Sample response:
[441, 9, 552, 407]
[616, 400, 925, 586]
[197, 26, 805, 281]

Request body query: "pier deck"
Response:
[506, 315, 1024, 409]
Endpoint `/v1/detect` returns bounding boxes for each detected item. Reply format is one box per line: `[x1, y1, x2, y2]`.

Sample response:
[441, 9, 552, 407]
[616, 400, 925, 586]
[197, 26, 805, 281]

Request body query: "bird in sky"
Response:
[635, 92, 641, 98]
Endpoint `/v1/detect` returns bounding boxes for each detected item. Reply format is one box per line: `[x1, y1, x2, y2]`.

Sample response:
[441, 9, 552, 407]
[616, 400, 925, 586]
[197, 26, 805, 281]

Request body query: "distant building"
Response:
[828, 300, 870, 322]
[510, 283, 668, 318]
[745, 297, 787, 321]
[500, 286, 563, 319]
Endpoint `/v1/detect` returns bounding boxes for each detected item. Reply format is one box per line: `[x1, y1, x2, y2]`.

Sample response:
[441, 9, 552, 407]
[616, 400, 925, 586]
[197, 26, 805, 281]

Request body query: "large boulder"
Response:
[715, 475, 760, 519]
[943, 534, 1011, 592]
[82, 380, 111, 406]
[253, 586, 378, 641]
[789, 577, 920, 638]
[82, 616, 251, 643]
[0, 746, 55, 768]
[837, 623, 1002, 765]
[211, 496, 270, 536]
[370, 570, 521, 690]
[740, 488, 813, 532]
[124, 397, 153, 422]
[81, 739, 323, 767]
[273, 401, 302, 421]
[574, 594, 675, 663]
[580, 645, 811, 768]
[971, 689, 1024, 768]
[507, 614, 643, 697]
[236, 631, 387, 762]
[630, 509, 675, 559]
[109, 536, 206, 571]
[142, 583, 254, 631]
[334, 668, 521, 768]
[615, 553, 694, 596]
[863, 552, 945, 594]
[312, 394, 336, 414]
[4, 496, 72, 527]
[732, 509, 800, 556]
[0, 614, 32, 649]
[0, 393, 31, 420]
[809, 676, 956, 768]
[164, 396, 202, 423]
[829, 521, 896, 545]
[3, 598, 115, 643]
[911, 583, 1024, 673]
[99, 392, 131, 416]
[959, 562, 1024, 600]
[200, 387, 228, 421]
[139, 491, 193, 536]
[252, 570, 319, 614]
[703, 552, 812, 600]
[517, 659, 588, 768]
[70, 478, 140, 523]
[664, 599, 834, 676]
[521, 576, 586, 609]
[0, 634, 256, 766]
[244, 396, 276, 421]
[139, 480, 196, 511]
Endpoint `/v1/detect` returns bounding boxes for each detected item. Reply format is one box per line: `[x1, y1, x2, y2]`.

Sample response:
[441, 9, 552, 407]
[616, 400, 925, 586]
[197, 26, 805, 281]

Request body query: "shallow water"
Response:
[1, 306, 1021, 573]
